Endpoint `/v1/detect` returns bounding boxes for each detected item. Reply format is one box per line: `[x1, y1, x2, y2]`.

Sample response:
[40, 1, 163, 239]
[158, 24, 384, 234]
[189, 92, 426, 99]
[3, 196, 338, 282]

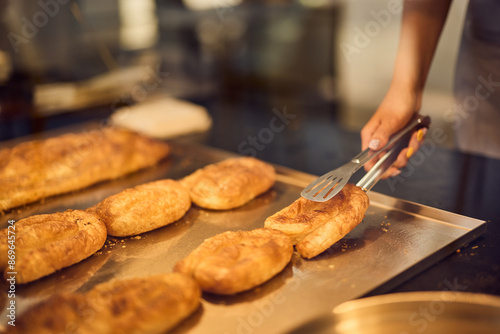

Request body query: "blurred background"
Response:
[0, 0, 468, 155]
[3, 0, 500, 314]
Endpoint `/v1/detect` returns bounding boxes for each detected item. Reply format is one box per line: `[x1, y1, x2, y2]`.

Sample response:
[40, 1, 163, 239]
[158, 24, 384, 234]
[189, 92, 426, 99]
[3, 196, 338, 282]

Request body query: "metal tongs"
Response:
[301, 115, 431, 202]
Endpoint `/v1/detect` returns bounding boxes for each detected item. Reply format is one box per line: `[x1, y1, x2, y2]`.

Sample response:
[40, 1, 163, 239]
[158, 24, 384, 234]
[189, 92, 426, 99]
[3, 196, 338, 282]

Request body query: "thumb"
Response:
[367, 120, 397, 151]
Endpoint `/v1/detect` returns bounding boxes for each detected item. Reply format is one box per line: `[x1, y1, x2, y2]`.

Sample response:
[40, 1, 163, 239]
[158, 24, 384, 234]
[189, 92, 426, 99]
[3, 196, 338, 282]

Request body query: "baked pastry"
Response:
[0, 210, 107, 284]
[0, 127, 170, 212]
[18, 250, 111, 299]
[265, 183, 369, 259]
[94, 179, 191, 237]
[174, 228, 293, 294]
[6, 273, 201, 334]
[180, 157, 276, 210]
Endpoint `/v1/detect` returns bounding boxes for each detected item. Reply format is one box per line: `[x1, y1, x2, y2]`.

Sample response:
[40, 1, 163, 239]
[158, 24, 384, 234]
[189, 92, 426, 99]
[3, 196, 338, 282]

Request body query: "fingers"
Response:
[367, 118, 400, 151]
[361, 115, 410, 173]
[360, 116, 381, 151]
[361, 85, 424, 176]
[380, 166, 400, 180]
[361, 113, 402, 152]
[381, 127, 428, 179]
[361, 113, 396, 172]
[361, 106, 415, 173]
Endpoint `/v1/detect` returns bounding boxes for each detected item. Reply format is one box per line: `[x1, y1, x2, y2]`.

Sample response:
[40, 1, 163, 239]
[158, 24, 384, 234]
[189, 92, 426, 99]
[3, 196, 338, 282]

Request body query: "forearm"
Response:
[391, 0, 453, 104]
[361, 0, 453, 172]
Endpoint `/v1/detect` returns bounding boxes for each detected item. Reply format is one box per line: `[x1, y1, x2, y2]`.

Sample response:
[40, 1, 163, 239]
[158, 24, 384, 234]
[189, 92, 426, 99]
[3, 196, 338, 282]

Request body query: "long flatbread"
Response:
[6, 273, 201, 334]
[0, 127, 170, 212]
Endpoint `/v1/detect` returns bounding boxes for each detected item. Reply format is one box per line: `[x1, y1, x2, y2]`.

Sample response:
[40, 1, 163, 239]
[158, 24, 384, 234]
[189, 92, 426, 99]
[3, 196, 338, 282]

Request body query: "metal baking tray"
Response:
[0, 138, 487, 334]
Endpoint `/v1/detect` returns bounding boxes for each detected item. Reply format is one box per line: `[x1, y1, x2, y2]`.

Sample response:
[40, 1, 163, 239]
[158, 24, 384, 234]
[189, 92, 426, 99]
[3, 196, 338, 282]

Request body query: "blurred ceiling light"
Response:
[119, 0, 158, 50]
[183, 0, 242, 11]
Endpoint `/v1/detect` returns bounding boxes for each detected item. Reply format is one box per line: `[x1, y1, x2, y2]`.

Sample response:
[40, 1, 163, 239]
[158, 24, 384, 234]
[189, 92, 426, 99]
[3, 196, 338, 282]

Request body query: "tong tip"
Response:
[300, 183, 343, 202]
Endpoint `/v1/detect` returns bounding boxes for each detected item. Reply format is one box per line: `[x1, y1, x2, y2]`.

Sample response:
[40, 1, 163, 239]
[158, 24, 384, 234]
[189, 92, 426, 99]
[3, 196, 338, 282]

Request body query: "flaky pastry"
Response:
[94, 179, 191, 237]
[265, 183, 369, 259]
[0, 127, 170, 212]
[0, 210, 107, 283]
[180, 157, 275, 210]
[174, 228, 293, 294]
[6, 273, 201, 334]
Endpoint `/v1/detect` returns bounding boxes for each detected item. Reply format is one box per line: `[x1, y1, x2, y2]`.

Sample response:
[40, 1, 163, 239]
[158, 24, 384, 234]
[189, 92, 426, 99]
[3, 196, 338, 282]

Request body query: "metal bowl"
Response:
[288, 291, 500, 334]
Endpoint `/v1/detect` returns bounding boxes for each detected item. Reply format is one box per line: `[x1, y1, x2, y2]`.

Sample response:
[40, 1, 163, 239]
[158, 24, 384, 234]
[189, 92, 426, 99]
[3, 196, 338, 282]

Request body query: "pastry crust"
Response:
[265, 183, 369, 259]
[7, 273, 201, 334]
[94, 179, 191, 237]
[174, 228, 293, 294]
[180, 157, 275, 210]
[0, 210, 107, 284]
[0, 127, 170, 212]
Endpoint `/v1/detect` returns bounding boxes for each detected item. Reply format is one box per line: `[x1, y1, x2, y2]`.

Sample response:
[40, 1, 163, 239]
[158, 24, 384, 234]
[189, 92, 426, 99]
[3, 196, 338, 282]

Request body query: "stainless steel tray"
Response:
[0, 139, 487, 334]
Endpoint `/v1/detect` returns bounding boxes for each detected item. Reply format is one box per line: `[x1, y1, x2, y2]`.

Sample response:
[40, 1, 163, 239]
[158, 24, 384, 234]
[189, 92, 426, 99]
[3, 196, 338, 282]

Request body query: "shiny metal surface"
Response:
[288, 291, 500, 334]
[0, 139, 486, 334]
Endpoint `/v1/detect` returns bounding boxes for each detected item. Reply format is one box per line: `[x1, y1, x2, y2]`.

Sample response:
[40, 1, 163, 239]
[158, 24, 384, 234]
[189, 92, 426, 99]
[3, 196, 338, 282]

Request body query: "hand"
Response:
[358, 0, 451, 180]
[360, 87, 427, 179]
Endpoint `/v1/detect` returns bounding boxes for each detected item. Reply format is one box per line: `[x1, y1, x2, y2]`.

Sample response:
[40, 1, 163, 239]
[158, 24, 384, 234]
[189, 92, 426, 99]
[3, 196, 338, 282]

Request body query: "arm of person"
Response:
[361, 0, 453, 178]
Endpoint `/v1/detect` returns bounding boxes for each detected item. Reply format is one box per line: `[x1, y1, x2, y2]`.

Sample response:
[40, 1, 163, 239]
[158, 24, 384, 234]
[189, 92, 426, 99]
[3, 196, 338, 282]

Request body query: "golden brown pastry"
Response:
[94, 179, 191, 237]
[0, 127, 170, 212]
[180, 157, 276, 210]
[6, 273, 201, 334]
[265, 183, 369, 259]
[174, 228, 293, 294]
[0, 210, 107, 284]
